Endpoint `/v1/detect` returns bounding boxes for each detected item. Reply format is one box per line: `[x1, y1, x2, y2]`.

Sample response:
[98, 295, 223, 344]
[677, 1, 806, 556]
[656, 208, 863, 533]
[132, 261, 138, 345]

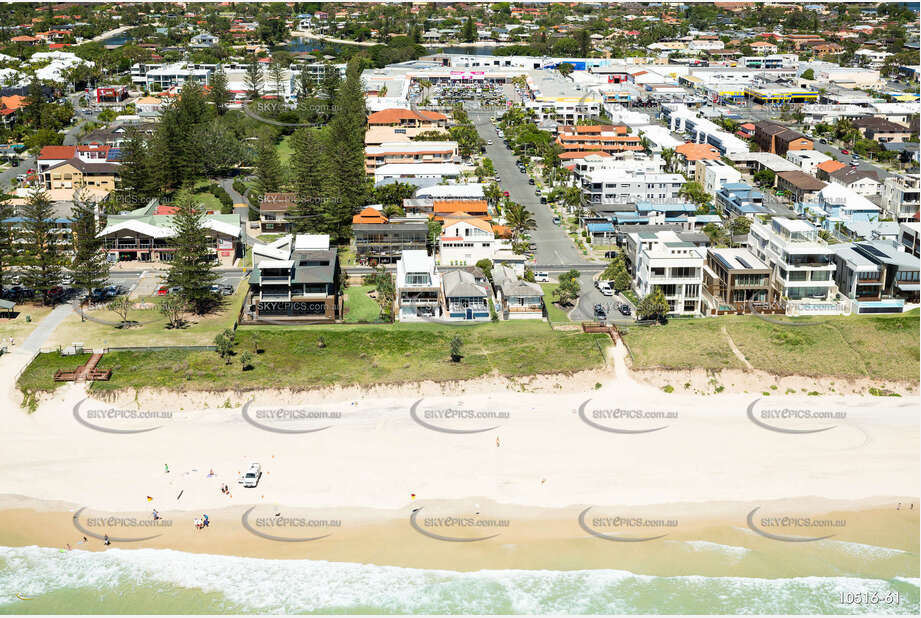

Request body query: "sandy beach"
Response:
[0, 341, 917, 567]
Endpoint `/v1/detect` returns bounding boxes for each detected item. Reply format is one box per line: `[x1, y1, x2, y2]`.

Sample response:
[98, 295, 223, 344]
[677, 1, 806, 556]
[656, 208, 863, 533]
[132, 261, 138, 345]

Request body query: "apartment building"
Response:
[675, 142, 719, 176]
[632, 230, 706, 316]
[365, 108, 449, 145]
[373, 163, 461, 184]
[880, 174, 920, 222]
[695, 159, 743, 198]
[748, 217, 837, 302]
[396, 250, 442, 320]
[828, 168, 881, 197]
[702, 247, 773, 313]
[364, 141, 458, 174]
[851, 117, 913, 143]
[753, 121, 813, 156]
[579, 169, 685, 206]
[555, 124, 643, 155]
[665, 106, 749, 155]
[247, 234, 339, 321]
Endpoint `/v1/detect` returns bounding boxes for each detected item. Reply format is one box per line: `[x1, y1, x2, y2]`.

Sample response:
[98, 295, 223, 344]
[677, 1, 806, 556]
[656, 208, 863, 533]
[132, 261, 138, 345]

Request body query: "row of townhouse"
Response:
[395, 250, 543, 322]
[129, 61, 346, 97]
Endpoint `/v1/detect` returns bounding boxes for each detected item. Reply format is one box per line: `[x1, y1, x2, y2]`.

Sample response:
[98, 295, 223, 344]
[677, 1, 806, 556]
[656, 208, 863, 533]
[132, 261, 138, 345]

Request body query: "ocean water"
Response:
[0, 546, 918, 614]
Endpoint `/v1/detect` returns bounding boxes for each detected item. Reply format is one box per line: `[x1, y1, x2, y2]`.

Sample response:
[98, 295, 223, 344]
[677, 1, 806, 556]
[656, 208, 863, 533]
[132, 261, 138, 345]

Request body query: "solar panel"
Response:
[735, 257, 752, 269]
[858, 243, 887, 258]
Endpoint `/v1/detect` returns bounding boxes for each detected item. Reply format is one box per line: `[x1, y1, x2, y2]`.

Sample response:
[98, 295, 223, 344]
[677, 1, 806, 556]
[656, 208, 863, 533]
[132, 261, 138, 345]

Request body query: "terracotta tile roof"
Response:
[432, 200, 489, 213]
[675, 142, 720, 161]
[352, 207, 388, 224]
[817, 160, 846, 174]
[558, 151, 612, 159]
[367, 108, 447, 125]
[442, 216, 491, 233]
[38, 145, 77, 160]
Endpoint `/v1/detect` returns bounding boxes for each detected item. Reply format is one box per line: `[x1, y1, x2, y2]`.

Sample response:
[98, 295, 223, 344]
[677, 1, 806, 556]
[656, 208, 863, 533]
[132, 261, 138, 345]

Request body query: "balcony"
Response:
[260, 275, 291, 283]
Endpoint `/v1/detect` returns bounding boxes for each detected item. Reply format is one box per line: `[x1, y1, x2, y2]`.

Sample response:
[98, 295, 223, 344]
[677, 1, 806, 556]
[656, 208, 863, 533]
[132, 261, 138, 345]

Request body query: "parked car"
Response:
[540, 196, 547, 204]
[528, 178, 535, 185]
[618, 304, 632, 316]
[90, 288, 108, 302]
[494, 175, 501, 182]
[168, 286, 183, 295]
[502, 191, 510, 197]
[487, 140, 493, 145]
[552, 216, 561, 225]
[597, 281, 613, 296]
[211, 283, 234, 296]
[241, 463, 262, 488]
[156, 285, 169, 296]
[533, 271, 550, 282]
[593, 303, 607, 320]
[47, 286, 65, 301]
[841, 149, 849, 155]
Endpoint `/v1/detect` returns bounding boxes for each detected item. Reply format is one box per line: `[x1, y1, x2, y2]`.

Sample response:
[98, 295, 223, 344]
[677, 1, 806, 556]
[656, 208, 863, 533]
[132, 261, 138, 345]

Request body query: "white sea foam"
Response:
[0, 546, 917, 614]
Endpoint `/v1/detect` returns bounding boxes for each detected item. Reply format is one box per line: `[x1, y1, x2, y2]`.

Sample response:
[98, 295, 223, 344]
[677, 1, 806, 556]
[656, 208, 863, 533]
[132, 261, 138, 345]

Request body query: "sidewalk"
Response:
[0, 303, 74, 408]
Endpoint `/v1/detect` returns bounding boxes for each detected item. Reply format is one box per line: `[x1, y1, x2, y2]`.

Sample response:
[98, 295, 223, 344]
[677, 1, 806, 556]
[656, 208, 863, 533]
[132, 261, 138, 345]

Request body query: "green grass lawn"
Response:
[343, 285, 381, 322]
[623, 311, 919, 382]
[17, 352, 92, 396]
[46, 285, 249, 350]
[0, 303, 54, 344]
[277, 135, 293, 164]
[257, 234, 284, 243]
[19, 322, 610, 394]
[539, 283, 572, 323]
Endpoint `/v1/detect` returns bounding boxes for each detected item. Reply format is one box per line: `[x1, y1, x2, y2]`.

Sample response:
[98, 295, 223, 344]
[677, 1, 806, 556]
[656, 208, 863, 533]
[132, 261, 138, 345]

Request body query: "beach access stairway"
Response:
[54, 352, 111, 383]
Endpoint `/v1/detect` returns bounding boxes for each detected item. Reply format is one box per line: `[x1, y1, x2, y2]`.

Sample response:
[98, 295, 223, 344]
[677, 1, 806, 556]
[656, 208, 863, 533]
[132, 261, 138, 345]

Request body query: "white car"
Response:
[533, 271, 550, 283]
[241, 463, 262, 488]
[598, 281, 613, 296]
[487, 140, 493, 145]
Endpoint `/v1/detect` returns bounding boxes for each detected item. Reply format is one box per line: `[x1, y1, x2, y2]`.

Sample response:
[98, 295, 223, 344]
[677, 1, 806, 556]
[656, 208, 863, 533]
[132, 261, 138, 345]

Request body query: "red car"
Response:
[156, 285, 169, 296]
[840, 149, 849, 155]
[503, 191, 510, 197]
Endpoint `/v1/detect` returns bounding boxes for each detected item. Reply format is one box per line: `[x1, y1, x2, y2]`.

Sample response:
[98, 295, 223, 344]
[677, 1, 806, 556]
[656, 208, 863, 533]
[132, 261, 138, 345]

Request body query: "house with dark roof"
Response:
[828, 167, 881, 197]
[246, 234, 340, 322]
[851, 117, 913, 143]
[441, 269, 491, 321]
[41, 159, 120, 192]
[491, 264, 544, 320]
[776, 170, 826, 202]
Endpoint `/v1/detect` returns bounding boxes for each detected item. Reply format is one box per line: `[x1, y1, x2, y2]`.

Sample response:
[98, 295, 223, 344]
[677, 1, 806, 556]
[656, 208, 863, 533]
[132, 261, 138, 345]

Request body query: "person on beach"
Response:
[202, 514, 209, 527]
[79, 536, 87, 545]
[164, 464, 169, 474]
[152, 509, 159, 521]
[103, 534, 110, 546]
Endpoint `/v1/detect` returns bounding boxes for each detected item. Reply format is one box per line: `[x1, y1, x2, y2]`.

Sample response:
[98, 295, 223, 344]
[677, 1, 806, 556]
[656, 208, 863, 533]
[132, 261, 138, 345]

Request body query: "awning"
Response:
[896, 282, 920, 292]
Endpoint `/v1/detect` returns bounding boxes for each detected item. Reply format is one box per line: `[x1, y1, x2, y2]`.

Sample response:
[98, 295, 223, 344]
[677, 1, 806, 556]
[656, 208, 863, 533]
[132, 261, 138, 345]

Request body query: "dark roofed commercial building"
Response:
[753, 120, 813, 156]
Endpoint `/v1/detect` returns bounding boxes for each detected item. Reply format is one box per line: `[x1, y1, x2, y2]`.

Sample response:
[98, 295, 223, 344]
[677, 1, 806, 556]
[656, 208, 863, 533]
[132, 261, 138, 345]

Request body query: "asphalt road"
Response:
[469, 108, 590, 266]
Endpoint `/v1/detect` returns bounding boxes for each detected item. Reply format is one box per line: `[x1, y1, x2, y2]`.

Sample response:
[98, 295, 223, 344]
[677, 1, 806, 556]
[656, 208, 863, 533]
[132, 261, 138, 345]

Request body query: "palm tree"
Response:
[503, 202, 536, 243]
[661, 147, 676, 173]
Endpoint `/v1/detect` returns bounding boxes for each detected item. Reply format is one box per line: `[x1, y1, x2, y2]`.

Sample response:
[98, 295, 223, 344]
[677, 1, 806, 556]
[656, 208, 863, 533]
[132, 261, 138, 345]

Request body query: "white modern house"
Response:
[396, 250, 442, 320]
[880, 173, 920, 223]
[786, 149, 832, 176]
[695, 159, 743, 198]
[632, 230, 705, 316]
[748, 217, 838, 304]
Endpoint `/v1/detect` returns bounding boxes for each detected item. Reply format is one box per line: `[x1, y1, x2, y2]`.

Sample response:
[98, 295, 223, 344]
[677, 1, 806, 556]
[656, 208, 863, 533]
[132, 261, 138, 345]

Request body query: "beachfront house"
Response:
[491, 264, 544, 320]
[441, 269, 491, 321]
[396, 249, 442, 321]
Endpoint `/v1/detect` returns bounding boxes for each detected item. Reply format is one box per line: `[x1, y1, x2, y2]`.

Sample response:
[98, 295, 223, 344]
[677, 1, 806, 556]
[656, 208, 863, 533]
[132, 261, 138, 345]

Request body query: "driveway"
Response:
[469, 108, 590, 266]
